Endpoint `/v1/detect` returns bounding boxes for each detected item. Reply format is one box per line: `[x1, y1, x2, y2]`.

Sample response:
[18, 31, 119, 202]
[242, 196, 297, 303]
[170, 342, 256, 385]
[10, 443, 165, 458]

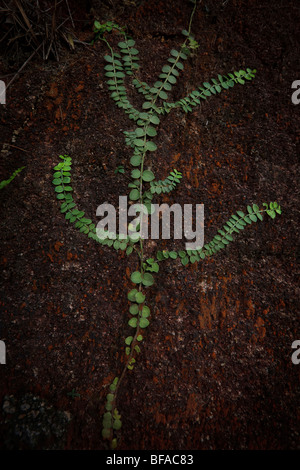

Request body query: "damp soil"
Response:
[0, 0, 299, 450]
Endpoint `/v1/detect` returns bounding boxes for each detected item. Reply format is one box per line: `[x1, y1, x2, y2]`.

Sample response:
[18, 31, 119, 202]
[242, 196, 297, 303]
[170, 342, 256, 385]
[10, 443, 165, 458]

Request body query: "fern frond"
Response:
[118, 38, 140, 76]
[92, 20, 123, 44]
[132, 79, 153, 99]
[52, 155, 135, 252]
[156, 202, 282, 265]
[149, 169, 182, 195]
[104, 52, 140, 121]
[159, 69, 257, 114]
[134, 41, 191, 114]
[0, 166, 25, 189]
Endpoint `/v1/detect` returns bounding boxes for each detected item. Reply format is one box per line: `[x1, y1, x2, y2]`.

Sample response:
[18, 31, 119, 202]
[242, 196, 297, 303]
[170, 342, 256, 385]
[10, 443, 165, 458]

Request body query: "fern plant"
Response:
[53, 4, 282, 449]
[0, 166, 25, 190]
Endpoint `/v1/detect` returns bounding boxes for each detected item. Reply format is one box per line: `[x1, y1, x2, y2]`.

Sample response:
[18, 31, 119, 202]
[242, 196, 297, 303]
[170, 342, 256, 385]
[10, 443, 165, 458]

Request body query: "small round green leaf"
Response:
[139, 318, 150, 328]
[129, 189, 140, 201]
[135, 292, 146, 304]
[145, 141, 157, 152]
[125, 336, 133, 345]
[150, 115, 160, 125]
[128, 317, 138, 328]
[131, 169, 141, 179]
[131, 271, 142, 284]
[146, 127, 157, 137]
[142, 273, 154, 286]
[130, 154, 142, 166]
[142, 170, 155, 182]
[141, 305, 150, 318]
[128, 288, 138, 301]
[113, 419, 122, 431]
[129, 303, 139, 315]
[159, 90, 168, 100]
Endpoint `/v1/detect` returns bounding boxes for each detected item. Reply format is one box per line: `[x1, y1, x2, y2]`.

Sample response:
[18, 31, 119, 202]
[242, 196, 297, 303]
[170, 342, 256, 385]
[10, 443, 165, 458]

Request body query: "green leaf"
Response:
[129, 189, 140, 201]
[129, 303, 139, 315]
[142, 273, 154, 287]
[55, 186, 64, 193]
[135, 292, 146, 304]
[159, 90, 168, 100]
[104, 55, 113, 62]
[162, 65, 171, 73]
[139, 318, 150, 328]
[267, 210, 276, 219]
[111, 438, 118, 449]
[128, 317, 138, 328]
[225, 234, 234, 241]
[131, 169, 141, 179]
[146, 127, 157, 137]
[113, 419, 122, 431]
[141, 305, 150, 317]
[125, 336, 133, 345]
[128, 288, 138, 301]
[130, 154, 142, 166]
[142, 170, 155, 182]
[145, 141, 157, 152]
[181, 256, 189, 266]
[168, 75, 177, 84]
[236, 211, 245, 218]
[53, 163, 63, 170]
[126, 246, 133, 255]
[113, 240, 120, 250]
[131, 271, 142, 284]
[134, 138, 145, 147]
[163, 82, 172, 91]
[150, 115, 160, 125]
